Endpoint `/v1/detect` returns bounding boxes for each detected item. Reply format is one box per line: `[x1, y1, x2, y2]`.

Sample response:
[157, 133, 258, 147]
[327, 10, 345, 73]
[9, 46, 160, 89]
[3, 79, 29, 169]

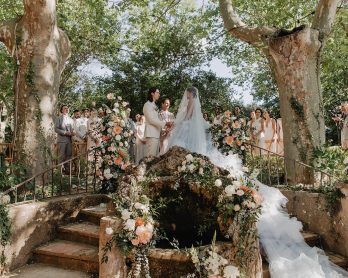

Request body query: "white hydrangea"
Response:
[121, 209, 132, 220]
[224, 185, 236, 197]
[124, 219, 136, 231]
[185, 154, 194, 162]
[223, 265, 240, 278]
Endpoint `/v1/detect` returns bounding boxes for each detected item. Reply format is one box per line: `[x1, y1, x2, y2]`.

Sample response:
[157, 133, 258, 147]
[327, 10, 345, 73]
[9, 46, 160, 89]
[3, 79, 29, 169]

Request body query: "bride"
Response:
[167, 87, 348, 278]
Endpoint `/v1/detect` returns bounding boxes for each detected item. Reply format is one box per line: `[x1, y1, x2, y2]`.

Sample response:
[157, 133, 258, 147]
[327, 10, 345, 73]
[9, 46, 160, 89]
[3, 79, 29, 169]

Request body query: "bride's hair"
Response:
[185, 86, 198, 98]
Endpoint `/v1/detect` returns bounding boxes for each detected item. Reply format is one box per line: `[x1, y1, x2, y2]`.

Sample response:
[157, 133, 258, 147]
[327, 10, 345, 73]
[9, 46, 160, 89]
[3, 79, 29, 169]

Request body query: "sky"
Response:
[81, 58, 255, 105]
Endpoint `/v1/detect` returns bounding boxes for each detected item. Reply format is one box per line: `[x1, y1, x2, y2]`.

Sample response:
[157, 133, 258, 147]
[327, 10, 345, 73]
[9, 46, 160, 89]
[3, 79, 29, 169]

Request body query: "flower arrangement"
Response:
[92, 94, 134, 188]
[102, 180, 156, 278]
[186, 234, 240, 278]
[210, 111, 248, 157]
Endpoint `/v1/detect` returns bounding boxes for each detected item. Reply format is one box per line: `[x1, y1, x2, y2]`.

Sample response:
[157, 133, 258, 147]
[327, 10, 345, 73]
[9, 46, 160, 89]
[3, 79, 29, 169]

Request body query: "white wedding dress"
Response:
[167, 90, 348, 278]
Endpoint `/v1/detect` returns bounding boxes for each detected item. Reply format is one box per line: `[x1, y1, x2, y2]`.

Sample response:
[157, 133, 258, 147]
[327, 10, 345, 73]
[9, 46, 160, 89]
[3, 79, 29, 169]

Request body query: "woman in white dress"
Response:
[251, 108, 265, 151]
[168, 87, 348, 278]
[276, 118, 284, 155]
[135, 115, 146, 164]
[263, 110, 277, 153]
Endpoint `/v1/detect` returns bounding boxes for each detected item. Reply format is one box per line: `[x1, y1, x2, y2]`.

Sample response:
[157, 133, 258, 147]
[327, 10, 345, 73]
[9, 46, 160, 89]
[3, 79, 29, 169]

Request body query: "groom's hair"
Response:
[147, 87, 159, 102]
[186, 86, 198, 98]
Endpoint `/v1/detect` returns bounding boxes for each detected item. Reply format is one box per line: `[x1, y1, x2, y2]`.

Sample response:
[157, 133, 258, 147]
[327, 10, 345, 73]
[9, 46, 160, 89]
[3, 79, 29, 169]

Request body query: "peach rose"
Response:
[114, 156, 123, 165]
[135, 225, 153, 244]
[224, 111, 231, 117]
[114, 125, 123, 135]
[225, 136, 234, 146]
[131, 238, 140, 246]
[135, 218, 145, 227]
[240, 185, 251, 193]
[252, 191, 264, 205]
[236, 140, 241, 146]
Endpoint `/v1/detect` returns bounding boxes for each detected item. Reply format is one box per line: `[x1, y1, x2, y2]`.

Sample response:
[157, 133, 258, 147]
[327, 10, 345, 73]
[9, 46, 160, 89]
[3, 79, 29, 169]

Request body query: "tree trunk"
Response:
[0, 0, 70, 175]
[268, 26, 325, 184]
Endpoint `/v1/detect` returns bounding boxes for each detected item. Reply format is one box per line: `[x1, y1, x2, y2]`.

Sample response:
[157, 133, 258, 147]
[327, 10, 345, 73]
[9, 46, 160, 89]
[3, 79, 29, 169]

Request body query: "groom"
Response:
[143, 87, 172, 157]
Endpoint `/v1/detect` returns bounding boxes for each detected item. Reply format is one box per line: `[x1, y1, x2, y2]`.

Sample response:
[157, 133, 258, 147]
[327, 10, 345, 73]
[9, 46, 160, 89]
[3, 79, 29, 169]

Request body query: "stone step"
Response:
[78, 204, 107, 225]
[301, 230, 321, 247]
[8, 263, 95, 278]
[58, 222, 100, 246]
[33, 240, 99, 273]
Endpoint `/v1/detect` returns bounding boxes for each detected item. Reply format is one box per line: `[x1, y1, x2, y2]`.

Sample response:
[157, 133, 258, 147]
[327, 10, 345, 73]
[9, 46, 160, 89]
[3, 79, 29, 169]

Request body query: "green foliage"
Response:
[312, 146, 348, 182]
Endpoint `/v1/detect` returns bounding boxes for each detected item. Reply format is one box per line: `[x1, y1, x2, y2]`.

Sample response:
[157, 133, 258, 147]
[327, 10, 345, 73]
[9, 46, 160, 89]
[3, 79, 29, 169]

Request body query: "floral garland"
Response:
[210, 111, 248, 157]
[93, 94, 134, 186]
[187, 235, 240, 278]
[102, 180, 156, 278]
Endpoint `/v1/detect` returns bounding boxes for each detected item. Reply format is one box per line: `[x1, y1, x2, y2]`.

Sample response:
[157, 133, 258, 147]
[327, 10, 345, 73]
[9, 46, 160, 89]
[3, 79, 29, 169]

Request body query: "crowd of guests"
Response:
[54, 96, 347, 174]
[209, 106, 284, 155]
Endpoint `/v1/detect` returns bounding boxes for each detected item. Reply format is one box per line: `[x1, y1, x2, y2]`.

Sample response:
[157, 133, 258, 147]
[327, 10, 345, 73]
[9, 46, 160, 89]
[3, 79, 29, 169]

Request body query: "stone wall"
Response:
[281, 183, 348, 257]
[4, 193, 109, 271]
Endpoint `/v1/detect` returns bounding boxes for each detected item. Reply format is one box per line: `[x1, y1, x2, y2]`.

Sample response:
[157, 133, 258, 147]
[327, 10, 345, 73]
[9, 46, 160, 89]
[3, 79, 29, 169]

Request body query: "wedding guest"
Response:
[333, 102, 348, 149]
[276, 118, 284, 155]
[213, 106, 223, 125]
[143, 87, 172, 157]
[135, 114, 146, 164]
[247, 110, 256, 140]
[251, 108, 265, 151]
[55, 105, 75, 174]
[87, 109, 100, 151]
[263, 110, 277, 153]
[72, 109, 87, 154]
[159, 98, 175, 155]
[82, 108, 90, 120]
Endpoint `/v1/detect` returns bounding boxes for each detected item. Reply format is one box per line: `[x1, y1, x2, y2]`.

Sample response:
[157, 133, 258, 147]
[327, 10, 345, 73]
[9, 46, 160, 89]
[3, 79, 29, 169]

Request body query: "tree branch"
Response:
[312, 0, 340, 37]
[219, 0, 276, 47]
[0, 19, 18, 56]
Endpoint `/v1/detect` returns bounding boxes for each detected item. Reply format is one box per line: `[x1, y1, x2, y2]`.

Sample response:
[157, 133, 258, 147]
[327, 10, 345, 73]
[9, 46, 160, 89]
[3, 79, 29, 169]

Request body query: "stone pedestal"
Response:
[99, 216, 127, 278]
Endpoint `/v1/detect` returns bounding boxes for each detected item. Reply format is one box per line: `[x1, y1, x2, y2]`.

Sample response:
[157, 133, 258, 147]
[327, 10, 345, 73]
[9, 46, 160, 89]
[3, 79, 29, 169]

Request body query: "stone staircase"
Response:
[32, 204, 107, 277]
[262, 231, 348, 278]
[13, 203, 347, 277]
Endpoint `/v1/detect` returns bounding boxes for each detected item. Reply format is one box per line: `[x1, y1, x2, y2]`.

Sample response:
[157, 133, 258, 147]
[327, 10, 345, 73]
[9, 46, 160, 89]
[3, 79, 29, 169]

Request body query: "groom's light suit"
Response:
[143, 101, 166, 157]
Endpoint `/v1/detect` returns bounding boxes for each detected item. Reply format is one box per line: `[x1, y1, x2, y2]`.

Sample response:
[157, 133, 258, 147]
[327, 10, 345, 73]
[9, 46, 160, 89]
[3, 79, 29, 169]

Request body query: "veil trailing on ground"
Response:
[166, 87, 348, 278]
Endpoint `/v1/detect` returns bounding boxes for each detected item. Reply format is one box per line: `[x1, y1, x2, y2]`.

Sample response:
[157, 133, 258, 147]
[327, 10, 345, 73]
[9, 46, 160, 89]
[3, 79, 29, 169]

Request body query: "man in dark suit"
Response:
[55, 105, 75, 174]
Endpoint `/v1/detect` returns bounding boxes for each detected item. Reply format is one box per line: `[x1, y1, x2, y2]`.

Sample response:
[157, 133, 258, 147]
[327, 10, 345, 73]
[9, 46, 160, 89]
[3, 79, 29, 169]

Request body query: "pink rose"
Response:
[131, 238, 140, 246]
[135, 225, 153, 244]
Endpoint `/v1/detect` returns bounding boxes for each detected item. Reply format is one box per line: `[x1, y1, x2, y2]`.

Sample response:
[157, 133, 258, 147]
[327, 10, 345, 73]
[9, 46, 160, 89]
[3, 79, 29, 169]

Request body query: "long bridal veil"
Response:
[166, 87, 348, 278]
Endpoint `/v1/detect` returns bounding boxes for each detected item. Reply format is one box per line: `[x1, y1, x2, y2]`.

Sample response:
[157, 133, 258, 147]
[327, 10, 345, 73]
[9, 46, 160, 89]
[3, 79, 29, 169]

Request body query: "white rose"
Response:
[182, 160, 187, 166]
[117, 96, 122, 100]
[106, 93, 115, 100]
[199, 167, 204, 175]
[185, 154, 194, 162]
[120, 120, 125, 127]
[121, 209, 132, 220]
[234, 204, 241, 211]
[236, 189, 244, 196]
[108, 121, 114, 127]
[240, 146, 245, 150]
[114, 102, 120, 108]
[223, 265, 240, 278]
[181, 165, 186, 171]
[122, 101, 128, 107]
[124, 219, 136, 231]
[134, 202, 149, 213]
[123, 132, 129, 137]
[115, 135, 121, 141]
[224, 185, 236, 197]
[214, 179, 222, 187]
[105, 227, 114, 235]
[119, 142, 124, 147]
[113, 108, 120, 114]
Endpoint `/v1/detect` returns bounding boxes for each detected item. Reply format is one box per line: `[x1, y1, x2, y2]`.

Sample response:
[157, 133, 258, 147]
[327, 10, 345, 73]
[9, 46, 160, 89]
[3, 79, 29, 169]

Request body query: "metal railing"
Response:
[244, 143, 334, 188]
[1, 146, 100, 204]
